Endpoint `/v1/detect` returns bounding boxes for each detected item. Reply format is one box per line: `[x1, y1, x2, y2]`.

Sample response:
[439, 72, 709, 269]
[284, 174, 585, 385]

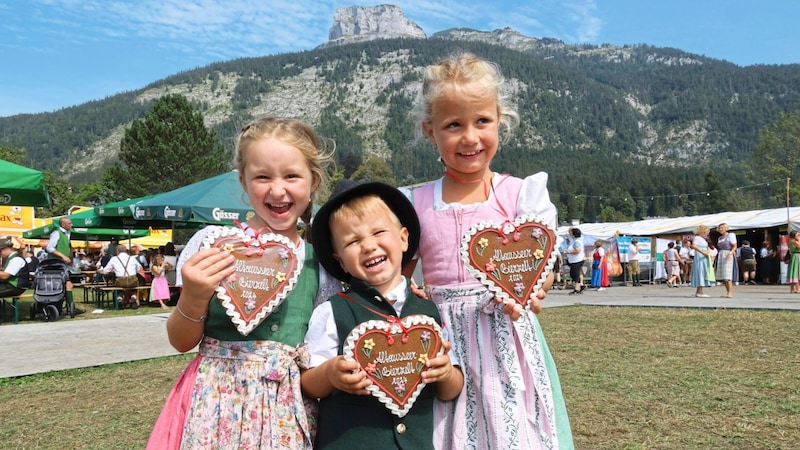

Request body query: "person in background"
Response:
[787, 231, 800, 294]
[45, 217, 75, 309]
[629, 238, 642, 286]
[679, 238, 694, 286]
[690, 225, 714, 298]
[566, 227, 587, 295]
[759, 240, 776, 284]
[101, 244, 143, 309]
[715, 223, 737, 298]
[590, 240, 607, 291]
[403, 52, 573, 449]
[148, 254, 170, 309]
[664, 242, 682, 287]
[162, 242, 178, 301]
[738, 240, 757, 285]
[0, 238, 30, 299]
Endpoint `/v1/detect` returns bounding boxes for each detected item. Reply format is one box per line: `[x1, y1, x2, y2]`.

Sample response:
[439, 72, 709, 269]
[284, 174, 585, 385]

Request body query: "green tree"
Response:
[39, 171, 78, 217]
[350, 156, 397, 185]
[0, 145, 25, 163]
[104, 94, 229, 199]
[750, 110, 800, 205]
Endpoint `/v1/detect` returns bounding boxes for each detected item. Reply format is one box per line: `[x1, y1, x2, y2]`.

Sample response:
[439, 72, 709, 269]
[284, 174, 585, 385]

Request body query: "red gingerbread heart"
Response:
[202, 226, 300, 336]
[461, 214, 556, 309]
[343, 315, 443, 418]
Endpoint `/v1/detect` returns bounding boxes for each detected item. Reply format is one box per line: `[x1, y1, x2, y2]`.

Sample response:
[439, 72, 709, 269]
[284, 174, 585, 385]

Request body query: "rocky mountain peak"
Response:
[324, 4, 426, 47]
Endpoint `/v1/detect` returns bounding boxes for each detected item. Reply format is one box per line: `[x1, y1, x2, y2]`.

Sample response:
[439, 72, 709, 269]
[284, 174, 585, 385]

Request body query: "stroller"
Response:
[29, 259, 75, 322]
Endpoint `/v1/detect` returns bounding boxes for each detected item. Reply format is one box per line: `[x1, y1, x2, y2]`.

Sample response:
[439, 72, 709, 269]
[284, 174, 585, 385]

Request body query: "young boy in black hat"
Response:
[301, 180, 463, 449]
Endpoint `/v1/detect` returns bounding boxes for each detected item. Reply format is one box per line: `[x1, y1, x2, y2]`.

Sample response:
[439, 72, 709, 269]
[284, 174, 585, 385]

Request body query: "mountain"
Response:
[1, 5, 799, 221]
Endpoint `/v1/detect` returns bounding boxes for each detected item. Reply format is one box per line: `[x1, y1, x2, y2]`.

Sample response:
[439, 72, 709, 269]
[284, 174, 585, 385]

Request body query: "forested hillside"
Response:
[1, 36, 799, 222]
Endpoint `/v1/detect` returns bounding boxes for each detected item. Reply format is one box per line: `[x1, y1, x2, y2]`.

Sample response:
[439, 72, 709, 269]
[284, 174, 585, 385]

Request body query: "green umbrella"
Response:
[23, 223, 149, 241]
[60, 208, 200, 230]
[133, 170, 254, 225]
[94, 195, 158, 217]
[0, 159, 51, 207]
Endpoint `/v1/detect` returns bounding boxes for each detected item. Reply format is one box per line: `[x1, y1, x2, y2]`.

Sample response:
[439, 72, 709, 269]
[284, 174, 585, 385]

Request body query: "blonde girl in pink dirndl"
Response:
[146, 118, 339, 449]
[404, 53, 573, 450]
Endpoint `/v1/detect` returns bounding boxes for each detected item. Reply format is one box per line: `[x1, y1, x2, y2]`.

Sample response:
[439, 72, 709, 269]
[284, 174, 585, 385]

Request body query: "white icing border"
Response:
[342, 314, 444, 418]
[201, 225, 301, 336]
[460, 214, 557, 310]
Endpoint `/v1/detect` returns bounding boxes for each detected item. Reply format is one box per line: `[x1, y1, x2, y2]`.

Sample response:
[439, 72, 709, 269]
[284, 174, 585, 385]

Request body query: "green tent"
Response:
[0, 159, 51, 207]
[133, 171, 254, 224]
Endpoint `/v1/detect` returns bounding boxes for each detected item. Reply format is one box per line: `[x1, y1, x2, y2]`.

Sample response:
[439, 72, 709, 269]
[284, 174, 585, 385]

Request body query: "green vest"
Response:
[49, 228, 70, 259]
[2, 251, 21, 288]
[203, 243, 319, 345]
[315, 279, 442, 450]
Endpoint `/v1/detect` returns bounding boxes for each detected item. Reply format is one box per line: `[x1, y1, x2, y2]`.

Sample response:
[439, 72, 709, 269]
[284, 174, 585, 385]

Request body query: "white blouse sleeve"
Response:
[516, 172, 558, 229]
[175, 226, 212, 287]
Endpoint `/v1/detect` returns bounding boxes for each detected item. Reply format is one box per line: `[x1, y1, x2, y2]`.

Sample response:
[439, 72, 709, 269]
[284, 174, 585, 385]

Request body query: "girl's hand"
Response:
[327, 356, 371, 395]
[179, 247, 235, 306]
[410, 282, 428, 300]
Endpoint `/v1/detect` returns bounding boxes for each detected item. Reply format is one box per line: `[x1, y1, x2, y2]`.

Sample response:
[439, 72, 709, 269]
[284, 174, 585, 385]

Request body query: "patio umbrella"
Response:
[94, 195, 158, 217]
[0, 159, 51, 207]
[23, 223, 149, 241]
[133, 170, 254, 225]
[60, 208, 200, 230]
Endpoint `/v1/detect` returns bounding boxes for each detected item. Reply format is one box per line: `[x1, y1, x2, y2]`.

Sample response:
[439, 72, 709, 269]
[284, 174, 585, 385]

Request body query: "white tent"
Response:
[557, 206, 800, 240]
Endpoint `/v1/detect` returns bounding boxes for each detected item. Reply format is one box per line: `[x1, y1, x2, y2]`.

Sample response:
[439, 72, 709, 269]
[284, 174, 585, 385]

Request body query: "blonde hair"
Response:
[152, 254, 165, 266]
[411, 52, 519, 145]
[694, 225, 710, 236]
[330, 195, 403, 236]
[234, 117, 333, 235]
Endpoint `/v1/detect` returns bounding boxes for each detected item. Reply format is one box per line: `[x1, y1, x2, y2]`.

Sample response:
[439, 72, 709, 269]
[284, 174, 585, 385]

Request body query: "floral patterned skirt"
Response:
[147, 337, 317, 449]
[428, 284, 573, 450]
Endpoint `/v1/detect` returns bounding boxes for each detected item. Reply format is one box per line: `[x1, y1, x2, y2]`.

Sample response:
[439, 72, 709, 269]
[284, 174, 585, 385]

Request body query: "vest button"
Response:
[270, 324, 279, 332]
[395, 423, 406, 434]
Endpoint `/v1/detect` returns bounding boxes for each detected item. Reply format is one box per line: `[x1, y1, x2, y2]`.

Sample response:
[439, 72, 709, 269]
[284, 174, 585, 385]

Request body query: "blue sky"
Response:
[1, 0, 798, 117]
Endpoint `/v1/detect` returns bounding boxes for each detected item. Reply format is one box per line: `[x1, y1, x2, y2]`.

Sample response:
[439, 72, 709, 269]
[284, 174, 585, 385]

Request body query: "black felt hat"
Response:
[312, 180, 420, 282]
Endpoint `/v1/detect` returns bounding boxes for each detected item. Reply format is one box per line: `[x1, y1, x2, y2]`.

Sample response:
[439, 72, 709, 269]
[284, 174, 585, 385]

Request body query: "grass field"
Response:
[1, 304, 798, 449]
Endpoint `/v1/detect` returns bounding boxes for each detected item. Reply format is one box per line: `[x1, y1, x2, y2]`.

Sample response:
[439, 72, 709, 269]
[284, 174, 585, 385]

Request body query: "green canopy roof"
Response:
[0, 159, 51, 207]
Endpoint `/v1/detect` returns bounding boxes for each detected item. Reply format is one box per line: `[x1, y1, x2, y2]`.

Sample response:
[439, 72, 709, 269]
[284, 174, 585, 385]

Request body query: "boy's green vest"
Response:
[315, 279, 442, 450]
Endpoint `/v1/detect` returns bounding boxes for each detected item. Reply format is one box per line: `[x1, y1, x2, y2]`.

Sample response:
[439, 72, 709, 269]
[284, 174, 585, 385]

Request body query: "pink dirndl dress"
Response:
[410, 173, 574, 450]
[147, 229, 324, 450]
[149, 271, 170, 301]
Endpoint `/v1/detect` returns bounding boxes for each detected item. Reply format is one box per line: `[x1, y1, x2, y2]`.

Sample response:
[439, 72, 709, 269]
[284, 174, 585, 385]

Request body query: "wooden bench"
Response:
[95, 286, 152, 310]
[1, 293, 34, 324]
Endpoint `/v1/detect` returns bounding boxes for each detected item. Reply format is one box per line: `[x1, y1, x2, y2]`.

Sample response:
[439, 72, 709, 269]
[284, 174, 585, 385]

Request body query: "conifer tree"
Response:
[104, 94, 228, 199]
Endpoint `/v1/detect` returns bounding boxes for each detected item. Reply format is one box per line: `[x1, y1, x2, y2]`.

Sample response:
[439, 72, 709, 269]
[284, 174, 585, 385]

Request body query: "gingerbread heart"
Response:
[460, 214, 556, 309]
[202, 226, 301, 336]
[343, 315, 443, 418]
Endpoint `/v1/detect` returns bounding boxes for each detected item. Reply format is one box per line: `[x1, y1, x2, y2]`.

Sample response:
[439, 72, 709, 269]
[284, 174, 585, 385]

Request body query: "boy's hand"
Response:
[423, 341, 464, 401]
[326, 356, 371, 395]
